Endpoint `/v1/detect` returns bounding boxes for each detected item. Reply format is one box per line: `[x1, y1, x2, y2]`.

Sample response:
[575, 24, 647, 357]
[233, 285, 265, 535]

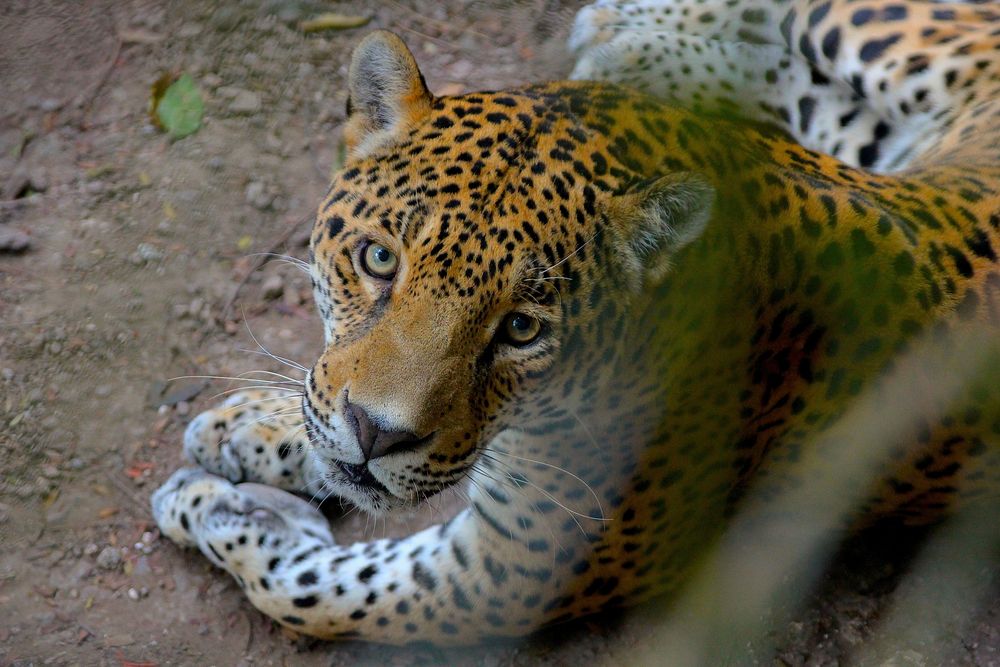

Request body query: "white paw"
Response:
[151, 467, 235, 547]
[152, 467, 335, 562]
[183, 390, 304, 483]
[568, 3, 624, 55]
[570, 32, 638, 82]
[200, 482, 334, 553]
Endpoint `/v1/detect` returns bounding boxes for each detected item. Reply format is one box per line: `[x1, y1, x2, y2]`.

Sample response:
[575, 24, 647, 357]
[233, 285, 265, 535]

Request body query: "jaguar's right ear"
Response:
[609, 172, 715, 286]
[344, 30, 434, 159]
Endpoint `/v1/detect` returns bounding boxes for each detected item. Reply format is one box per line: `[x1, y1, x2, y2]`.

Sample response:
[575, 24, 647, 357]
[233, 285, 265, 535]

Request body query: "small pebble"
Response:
[0, 227, 31, 253]
[3, 171, 30, 199]
[209, 6, 242, 31]
[177, 22, 202, 38]
[137, 243, 164, 262]
[262, 274, 284, 299]
[29, 167, 49, 192]
[96, 546, 122, 570]
[245, 181, 274, 210]
[229, 90, 261, 114]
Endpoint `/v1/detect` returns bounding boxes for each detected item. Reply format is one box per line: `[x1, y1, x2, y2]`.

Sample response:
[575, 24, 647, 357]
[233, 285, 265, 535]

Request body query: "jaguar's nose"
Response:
[343, 396, 433, 460]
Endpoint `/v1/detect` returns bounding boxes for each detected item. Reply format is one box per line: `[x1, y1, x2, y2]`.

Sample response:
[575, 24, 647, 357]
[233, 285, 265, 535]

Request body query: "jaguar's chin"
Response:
[318, 468, 403, 516]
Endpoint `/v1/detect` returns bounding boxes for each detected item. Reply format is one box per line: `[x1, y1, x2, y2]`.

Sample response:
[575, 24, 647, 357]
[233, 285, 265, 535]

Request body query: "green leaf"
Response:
[156, 74, 203, 139]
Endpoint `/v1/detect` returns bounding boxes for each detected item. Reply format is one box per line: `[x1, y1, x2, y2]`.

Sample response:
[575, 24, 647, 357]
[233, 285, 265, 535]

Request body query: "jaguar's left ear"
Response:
[610, 173, 715, 284]
[344, 30, 434, 159]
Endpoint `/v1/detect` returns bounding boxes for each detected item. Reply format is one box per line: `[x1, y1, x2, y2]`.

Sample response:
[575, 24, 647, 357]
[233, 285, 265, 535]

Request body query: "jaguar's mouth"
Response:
[334, 460, 390, 494]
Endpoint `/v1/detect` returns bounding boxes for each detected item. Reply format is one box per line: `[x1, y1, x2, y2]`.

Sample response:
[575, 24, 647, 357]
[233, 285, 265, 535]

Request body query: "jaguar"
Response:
[152, 0, 1000, 645]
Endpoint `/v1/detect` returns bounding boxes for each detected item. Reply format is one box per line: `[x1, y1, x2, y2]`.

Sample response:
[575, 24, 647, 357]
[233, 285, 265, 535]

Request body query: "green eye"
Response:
[361, 242, 398, 279]
[501, 312, 542, 346]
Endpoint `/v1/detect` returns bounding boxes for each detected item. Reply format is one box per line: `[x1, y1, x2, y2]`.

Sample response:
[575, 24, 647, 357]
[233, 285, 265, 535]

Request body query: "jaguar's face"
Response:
[300, 31, 714, 514]
[303, 120, 600, 513]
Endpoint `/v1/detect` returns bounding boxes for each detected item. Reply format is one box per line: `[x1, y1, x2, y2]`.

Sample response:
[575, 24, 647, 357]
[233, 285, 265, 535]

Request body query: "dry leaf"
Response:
[299, 13, 371, 33]
[42, 489, 60, 509]
[118, 28, 165, 44]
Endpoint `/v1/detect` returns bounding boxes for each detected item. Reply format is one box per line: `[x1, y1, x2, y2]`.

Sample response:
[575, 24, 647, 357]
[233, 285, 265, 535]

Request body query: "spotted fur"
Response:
[153, 1, 1000, 646]
[572, 0, 1000, 172]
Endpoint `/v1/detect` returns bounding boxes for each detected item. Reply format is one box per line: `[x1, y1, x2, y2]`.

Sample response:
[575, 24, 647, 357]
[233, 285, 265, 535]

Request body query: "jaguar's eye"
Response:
[500, 312, 542, 347]
[361, 242, 398, 279]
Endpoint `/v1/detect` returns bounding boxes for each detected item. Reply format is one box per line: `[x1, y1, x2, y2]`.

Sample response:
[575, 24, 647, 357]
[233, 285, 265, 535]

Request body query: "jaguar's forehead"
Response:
[314, 90, 622, 277]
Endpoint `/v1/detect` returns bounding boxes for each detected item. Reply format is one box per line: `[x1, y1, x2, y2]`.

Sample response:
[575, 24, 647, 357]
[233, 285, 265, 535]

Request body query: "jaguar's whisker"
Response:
[241, 312, 309, 373]
[489, 444, 606, 523]
[168, 373, 299, 386]
[227, 364, 305, 385]
[206, 386, 302, 403]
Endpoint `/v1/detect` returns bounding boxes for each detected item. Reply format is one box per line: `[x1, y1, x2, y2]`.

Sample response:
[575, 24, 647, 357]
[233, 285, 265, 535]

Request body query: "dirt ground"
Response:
[1, 1, 998, 665]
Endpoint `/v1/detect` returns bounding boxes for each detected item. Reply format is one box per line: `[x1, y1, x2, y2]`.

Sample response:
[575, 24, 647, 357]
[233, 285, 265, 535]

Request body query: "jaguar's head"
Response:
[302, 31, 714, 513]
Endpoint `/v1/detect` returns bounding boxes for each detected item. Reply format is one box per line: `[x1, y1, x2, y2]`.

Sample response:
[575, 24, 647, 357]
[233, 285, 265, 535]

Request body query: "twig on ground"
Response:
[0, 198, 38, 209]
[109, 473, 151, 515]
[78, 36, 123, 128]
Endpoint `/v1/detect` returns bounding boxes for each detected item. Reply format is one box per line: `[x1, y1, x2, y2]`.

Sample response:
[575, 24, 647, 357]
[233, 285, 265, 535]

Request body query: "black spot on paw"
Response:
[293, 595, 318, 608]
[821, 27, 840, 60]
[207, 543, 225, 562]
